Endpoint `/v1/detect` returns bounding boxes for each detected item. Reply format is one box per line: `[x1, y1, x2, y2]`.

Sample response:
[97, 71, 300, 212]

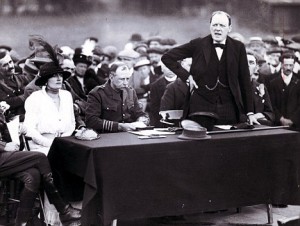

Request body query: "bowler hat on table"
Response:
[188, 112, 219, 131]
[35, 62, 70, 86]
[178, 119, 211, 140]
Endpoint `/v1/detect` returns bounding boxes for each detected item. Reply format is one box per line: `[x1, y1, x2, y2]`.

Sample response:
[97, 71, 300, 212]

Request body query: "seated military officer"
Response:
[85, 61, 149, 132]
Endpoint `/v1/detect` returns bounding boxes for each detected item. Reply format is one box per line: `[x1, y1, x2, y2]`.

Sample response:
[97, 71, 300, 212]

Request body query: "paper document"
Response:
[128, 129, 175, 136]
[6, 115, 20, 145]
[214, 125, 232, 130]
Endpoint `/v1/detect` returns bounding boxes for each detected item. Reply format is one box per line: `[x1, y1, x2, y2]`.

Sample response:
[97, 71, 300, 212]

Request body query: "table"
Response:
[48, 128, 300, 226]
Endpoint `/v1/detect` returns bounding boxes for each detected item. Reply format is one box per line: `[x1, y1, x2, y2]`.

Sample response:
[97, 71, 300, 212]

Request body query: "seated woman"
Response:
[23, 62, 75, 155]
[0, 102, 81, 226]
[23, 60, 77, 225]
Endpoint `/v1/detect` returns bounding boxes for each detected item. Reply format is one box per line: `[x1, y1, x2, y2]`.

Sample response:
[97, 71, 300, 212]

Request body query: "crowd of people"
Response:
[0, 10, 300, 225]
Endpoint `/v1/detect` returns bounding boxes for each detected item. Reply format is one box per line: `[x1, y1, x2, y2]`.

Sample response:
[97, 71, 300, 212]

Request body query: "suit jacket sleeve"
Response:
[161, 41, 195, 82]
[160, 83, 175, 111]
[237, 42, 254, 114]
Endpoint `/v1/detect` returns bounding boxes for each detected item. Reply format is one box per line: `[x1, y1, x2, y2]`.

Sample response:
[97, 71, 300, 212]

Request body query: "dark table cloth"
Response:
[48, 128, 300, 226]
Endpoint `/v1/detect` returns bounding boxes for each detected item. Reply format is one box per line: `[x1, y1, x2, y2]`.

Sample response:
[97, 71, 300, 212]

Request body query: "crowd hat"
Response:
[35, 62, 70, 86]
[263, 36, 279, 46]
[134, 59, 151, 70]
[178, 119, 211, 140]
[134, 43, 148, 53]
[266, 46, 283, 55]
[285, 42, 300, 52]
[248, 37, 265, 45]
[188, 112, 219, 131]
[0, 45, 12, 52]
[147, 47, 166, 55]
[146, 36, 163, 45]
[102, 45, 118, 60]
[129, 33, 143, 42]
[73, 53, 92, 66]
[117, 49, 140, 60]
[292, 34, 300, 43]
[23, 59, 39, 75]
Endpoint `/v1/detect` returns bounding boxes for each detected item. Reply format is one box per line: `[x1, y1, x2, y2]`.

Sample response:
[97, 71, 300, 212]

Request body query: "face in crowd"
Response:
[247, 53, 259, 81]
[148, 53, 161, 67]
[268, 52, 281, 66]
[110, 64, 132, 91]
[160, 62, 176, 79]
[118, 57, 136, 69]
[61, 59, 75, 75]
[47, 73, 63, 90]
[0, 53, 15, 77]
[282, 57, 295, 76]
[210, 11, 232, 43]
[137, 65, 151, 80]
[75, 62, 88, 77]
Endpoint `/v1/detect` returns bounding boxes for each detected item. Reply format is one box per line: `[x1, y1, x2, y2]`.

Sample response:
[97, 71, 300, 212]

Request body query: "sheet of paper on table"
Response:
[214, 125, 232, 130]
[128, 129, 175, 136]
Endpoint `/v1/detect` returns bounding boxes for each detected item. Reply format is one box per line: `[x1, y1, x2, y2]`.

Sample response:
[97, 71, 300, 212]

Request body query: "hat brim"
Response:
[73, 59, 92, 66]
[35, 71, 71, 86]
[178, 134, 211, 140]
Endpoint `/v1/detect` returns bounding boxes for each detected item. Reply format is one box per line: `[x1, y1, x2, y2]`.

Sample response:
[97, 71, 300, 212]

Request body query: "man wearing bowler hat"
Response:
[162, 11, 256, 125]
[65, 52, 92, 117]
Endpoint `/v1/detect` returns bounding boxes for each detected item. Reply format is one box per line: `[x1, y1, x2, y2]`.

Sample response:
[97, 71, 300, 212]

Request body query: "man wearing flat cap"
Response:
[86, 62, 149, 132]
[259, 47, 283, 90]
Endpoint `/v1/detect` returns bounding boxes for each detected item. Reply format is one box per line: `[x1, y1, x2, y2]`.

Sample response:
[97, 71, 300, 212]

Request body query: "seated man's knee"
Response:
[16, 168, 41, 193]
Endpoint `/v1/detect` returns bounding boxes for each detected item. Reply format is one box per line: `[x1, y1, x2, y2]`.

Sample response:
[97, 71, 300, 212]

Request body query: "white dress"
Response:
[23, 87, 76, 225]
[24, 87, 75, 155]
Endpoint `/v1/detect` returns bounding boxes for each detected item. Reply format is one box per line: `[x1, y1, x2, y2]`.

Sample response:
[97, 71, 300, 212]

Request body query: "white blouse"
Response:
[24, 87, 75, 153]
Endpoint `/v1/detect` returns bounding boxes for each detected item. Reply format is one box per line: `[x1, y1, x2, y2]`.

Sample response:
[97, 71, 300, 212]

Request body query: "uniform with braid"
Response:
[85, 80, 149, 133]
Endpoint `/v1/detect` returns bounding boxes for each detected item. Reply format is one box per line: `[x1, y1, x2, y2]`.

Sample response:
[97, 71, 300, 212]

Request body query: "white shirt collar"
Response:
[281, 71, 293, 86]
[213, 40, 226, 45]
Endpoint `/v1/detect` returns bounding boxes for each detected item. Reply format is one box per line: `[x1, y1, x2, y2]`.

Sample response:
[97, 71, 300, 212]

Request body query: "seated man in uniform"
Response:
[85, 62, 149, 133]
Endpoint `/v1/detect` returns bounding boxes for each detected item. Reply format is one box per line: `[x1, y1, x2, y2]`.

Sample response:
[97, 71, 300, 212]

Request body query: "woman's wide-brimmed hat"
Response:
[35, 62, 71, 86]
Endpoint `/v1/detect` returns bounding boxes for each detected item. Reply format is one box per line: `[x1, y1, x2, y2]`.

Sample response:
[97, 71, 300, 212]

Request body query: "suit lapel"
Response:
[226, 37, 234, 69]
[202, 36, 212, 66]
[287, 74, 299, 94]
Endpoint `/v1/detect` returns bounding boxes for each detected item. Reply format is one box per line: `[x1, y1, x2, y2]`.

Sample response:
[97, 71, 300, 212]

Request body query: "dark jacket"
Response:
[252, 80, 274, 125]
[160, 78, 188, 111]
[150, 76, 171, 127]
[161, 35, 253, 121]
[0, 74, 28, 121]
[85, 81, 149, 133]
[269, 74, 300, 128]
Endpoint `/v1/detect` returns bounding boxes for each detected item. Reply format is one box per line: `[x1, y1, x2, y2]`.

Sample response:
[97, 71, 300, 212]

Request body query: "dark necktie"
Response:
[214, 43, 225, 49]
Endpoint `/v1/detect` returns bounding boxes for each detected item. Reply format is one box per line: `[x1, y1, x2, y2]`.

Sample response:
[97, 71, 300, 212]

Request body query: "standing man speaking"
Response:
[162, 11, 257, 125]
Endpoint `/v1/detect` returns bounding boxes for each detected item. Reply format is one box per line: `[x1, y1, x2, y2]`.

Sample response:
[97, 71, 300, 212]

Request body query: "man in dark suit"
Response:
[269, 53, 300, 130]
[160, 58, 191, 111]
[150, 62, 177, 127]
[247, 50, 274, 126]
[162, 11, 256, 125]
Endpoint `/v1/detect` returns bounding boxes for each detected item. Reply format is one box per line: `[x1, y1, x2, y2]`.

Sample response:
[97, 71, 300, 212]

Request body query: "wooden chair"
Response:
[0, 177, 20, 225]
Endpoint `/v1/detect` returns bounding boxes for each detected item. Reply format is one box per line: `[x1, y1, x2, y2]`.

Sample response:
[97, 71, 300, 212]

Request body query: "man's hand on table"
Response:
[118, 122, 147, 131]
